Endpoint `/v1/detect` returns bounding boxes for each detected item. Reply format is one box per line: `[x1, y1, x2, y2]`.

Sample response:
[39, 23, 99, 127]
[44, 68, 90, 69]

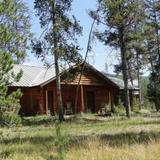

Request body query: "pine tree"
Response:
[146, 0, 160, 111]
[0, 0, 31, 126]
[128, 0, 147, 110]
[33, 0, 82, 122]
[90, 0, 143, 118]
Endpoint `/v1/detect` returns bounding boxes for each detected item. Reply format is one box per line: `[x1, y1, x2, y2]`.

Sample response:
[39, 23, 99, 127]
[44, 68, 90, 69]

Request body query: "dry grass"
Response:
[66, 139, 160, 160]
[1, 113, 160, 160]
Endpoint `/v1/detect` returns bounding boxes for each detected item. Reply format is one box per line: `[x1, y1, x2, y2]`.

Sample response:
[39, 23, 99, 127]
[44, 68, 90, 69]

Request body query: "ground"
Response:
[1, 111, 160, 160]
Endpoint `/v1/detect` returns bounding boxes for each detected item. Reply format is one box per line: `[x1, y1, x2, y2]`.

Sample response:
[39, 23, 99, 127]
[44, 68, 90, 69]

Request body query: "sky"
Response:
[23, 0, 118, 73]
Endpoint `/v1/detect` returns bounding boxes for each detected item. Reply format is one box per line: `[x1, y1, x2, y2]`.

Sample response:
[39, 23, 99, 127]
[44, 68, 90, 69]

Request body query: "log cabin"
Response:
[8, 63, 139, 116]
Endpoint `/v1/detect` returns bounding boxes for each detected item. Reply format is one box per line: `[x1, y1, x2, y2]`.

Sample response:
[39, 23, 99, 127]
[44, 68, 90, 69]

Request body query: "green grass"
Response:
[1, 112, 160, 160]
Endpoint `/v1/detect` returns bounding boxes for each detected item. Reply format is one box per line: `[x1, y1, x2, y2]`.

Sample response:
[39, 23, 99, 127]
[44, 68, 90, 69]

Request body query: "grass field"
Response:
[1, 111, 160, 160]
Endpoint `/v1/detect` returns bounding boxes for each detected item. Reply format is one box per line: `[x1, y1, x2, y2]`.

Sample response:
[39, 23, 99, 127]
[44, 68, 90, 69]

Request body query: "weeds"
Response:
[0, 114, 160, 160]
[54, 121, 68, 160]
[66, 139, 160, 160]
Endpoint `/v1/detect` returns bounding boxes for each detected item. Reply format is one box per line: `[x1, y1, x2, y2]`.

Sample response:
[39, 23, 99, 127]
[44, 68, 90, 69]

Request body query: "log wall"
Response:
[8, 69, 119, 116]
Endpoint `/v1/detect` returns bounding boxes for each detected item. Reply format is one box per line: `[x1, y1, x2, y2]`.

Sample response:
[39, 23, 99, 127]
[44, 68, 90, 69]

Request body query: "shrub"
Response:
[0, 90, 22, 127]
[0, 112, 21, 127]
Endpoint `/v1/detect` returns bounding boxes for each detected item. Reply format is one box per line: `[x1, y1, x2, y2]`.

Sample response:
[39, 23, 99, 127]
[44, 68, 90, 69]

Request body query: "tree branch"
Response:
[74, 18, 96, 112]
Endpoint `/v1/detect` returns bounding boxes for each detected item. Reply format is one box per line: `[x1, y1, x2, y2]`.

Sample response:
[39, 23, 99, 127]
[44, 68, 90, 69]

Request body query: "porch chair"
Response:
[65, 101, 73, 115]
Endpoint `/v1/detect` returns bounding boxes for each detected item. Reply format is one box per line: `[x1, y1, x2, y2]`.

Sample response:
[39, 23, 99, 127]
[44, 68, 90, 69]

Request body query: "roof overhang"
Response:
[40, 62, 120, 89]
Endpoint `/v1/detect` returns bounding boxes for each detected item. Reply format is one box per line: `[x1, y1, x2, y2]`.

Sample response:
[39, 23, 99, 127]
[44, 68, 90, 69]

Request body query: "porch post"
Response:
[81, 85, 84, 112]
[40, 87, 45, 114]
[45, 90, 48, 114]
[110, 89, 115, 113]
[54, 87, 58, 113]
[109, 90, 111, 106]
[109, 89, 114, 112]
[30, 91, 33, 115]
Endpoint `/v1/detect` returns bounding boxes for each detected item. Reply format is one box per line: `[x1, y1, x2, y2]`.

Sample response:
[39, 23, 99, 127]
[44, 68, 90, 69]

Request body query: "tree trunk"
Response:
[153, 2, 160, 112]
[119, 27, 131, 118]
[51, 0, 64, 122]
[127, 61, 134, 86]
[54, 53, 64, 122]
[74, 19, 95, 113]
[127, 60, 134, 111]
[136, 51, 142, 110]
[149, 57, 158, 111]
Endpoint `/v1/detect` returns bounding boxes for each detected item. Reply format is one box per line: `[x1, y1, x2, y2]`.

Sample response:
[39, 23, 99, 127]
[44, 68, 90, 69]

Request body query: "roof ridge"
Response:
[14, 64, 46, 69]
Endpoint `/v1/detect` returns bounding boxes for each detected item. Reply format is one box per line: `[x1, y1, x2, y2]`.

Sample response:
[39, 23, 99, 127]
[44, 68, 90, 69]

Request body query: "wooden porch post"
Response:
[30, 91, 33, 115]
[81, 85, 84, 112]
[110, 89, 114, 113]
[109, 90, 111, 106]
[53, 87, 57, 113]
[40, 87, 45, 114]
[45, 90, 48, 115]
[54, 87, 58, 113]
[130, 90, 133, 111]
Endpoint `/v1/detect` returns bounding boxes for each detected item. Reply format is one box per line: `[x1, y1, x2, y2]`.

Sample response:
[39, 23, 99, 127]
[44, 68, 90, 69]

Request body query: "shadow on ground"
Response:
[68, 131, 160, 147]
[22, 114, 160, 127]
[1, 130, 160, 147]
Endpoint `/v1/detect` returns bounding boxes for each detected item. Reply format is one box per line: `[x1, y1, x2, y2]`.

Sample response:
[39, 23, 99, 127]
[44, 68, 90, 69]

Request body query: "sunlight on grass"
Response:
[1, 114, 160, 160]
[66, 139, 160, 160]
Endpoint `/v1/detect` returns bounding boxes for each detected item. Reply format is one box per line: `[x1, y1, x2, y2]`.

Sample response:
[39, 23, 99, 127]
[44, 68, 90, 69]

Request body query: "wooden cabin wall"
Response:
[61, 85, 81, 113]
[61, 69, 119, 113]
[20, 87, 46, 116]
[44, 82, 81, 113]
[83, 85, 118, 112]
[8, 67, 120, 116]
[67, 72, 106, 86]
[44, 80, 115, 114]
[8, 87, 45, 116]
[43, 81, 57, 114]
[60, 84, 118, 113]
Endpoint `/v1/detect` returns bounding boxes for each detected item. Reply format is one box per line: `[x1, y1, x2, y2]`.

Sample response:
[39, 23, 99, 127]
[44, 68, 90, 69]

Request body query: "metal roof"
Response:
[9, 64, 139, 90]
[10, 65, 56, 87]
[102, 72, 139, 90]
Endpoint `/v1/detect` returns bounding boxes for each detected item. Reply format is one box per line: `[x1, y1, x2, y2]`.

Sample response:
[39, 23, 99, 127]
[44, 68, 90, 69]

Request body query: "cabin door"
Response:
[86, 91, 95, 113]
[47, 90, 54, 115]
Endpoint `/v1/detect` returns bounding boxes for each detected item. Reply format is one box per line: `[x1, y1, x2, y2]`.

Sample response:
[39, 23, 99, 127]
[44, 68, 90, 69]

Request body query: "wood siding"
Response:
[8, 69, 119, 116]
[62, 72, 106, 86]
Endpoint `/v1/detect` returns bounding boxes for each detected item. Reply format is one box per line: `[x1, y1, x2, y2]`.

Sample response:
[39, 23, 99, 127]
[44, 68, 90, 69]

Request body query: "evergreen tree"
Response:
[128, 0, 147, 110]
[33, 0, 82, 122]
[0, 0, 31, 125]
[146, 0, 160, 111]
[90, 0, 143, 118]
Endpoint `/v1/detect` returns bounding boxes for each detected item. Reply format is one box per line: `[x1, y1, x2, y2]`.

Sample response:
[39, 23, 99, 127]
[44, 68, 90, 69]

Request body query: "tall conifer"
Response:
[33, 0, 82, 121]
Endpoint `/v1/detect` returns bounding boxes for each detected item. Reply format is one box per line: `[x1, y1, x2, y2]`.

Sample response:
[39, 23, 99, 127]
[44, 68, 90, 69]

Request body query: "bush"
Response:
[0, 89, 22, 127]
[0, 112, 21, 127]
[114, 98, 126, 115]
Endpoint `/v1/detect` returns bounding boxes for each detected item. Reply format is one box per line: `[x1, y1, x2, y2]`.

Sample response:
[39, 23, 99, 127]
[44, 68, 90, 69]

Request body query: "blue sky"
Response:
[23, 0, 118, 73]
